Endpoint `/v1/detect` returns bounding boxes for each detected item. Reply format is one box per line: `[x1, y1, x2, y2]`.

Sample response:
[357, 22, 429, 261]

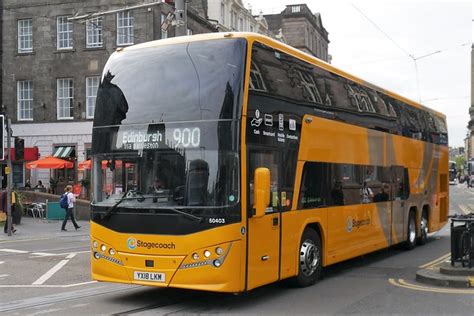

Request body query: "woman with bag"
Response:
[61, 185, 80, 231]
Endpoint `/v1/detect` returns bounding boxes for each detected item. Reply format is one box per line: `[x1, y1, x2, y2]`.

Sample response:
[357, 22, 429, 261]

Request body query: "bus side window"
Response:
[393, 166, 410, 200]
[298, 162, 331, 209]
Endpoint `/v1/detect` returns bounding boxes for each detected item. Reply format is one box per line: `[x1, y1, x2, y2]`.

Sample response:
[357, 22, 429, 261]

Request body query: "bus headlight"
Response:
[213, 259, 222, 267]
[92, 241, 98, 249]
[94, 252, 100, 259]
[204, 250, 211, 258]
[101, 245, 107, 252]
[192, 253, 199, 260]
[109, 248, 115, 256]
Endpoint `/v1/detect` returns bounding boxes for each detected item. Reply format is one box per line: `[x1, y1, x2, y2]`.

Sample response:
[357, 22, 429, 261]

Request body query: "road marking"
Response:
[29, 250, 89, 258]
[389, 278, 474, 294]
[0, 248, 29, 254]
[31, 252, 56, 257]
[66, 253, 76, 259]
[419, 253, 450, 269]
[0, 281, 97, 288]
[32, 259, 70, 285]
[0, 274, 8, 278]
[0, 261, 4, 264]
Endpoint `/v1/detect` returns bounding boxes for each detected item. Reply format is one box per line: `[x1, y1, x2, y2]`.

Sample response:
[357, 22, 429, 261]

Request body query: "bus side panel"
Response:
[280, 210, 328, 280]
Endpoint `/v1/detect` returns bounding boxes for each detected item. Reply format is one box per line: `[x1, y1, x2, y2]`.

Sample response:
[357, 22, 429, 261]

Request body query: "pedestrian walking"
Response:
[61, 185, 80, 231]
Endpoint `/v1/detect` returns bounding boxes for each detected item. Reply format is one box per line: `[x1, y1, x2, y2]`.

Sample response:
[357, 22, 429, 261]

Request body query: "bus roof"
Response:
[116, 32, 446, 120]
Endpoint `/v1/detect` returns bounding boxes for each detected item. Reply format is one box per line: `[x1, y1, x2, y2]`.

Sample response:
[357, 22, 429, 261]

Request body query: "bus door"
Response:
[391, 166, 409, 244]
[247, 149, 281, 290]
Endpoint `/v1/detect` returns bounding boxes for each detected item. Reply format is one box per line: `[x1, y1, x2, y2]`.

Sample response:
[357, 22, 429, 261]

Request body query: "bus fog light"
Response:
[109, 248, 115, 256]
[101, 245, 107, 252]
[215, 247, 223, 255]
[92, 241, 98, 248]
[94, 252, 100, 259]
[204, 250, 211, 258]
[213, 259, 222, 267]
[192, 253, 199, 260]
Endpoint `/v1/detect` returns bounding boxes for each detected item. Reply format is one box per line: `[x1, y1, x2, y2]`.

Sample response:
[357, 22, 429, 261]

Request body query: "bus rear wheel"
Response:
[417, 210, 428, 245]
[293, 228, 322, 287]
[405, 212, 416, 250]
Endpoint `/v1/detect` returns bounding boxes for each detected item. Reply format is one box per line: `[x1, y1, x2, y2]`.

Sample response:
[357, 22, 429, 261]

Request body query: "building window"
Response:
[161, 14, 168, 39]
[231, 10, 237, 30]
[291, 6, 301, 13]
[298, 71, 322, 104]
[17, 80, 33, 121]
[249, 61, 267, 92]
[18, 19, 33, 53]
[57, 78, 74, 119]
[57, 16, 73, 49]
[86, 17, 103, 48]
[220, 3, 225, 24]
[117, 11, 134, 46]
[86, 76, 99, 119]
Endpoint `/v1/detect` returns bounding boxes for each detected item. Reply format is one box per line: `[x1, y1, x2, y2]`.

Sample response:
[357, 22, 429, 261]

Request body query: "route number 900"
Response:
[172, 128, 200, 148]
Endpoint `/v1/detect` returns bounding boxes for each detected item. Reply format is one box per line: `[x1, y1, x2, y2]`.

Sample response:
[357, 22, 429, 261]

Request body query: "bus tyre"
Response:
[405, 212, 416, 250]
[417, 210, 428, 245]
[294, 228, 322, 287]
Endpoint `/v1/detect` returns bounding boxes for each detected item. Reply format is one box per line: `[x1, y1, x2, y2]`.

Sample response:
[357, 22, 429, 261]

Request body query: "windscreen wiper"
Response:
[101, 189, 141, 220]
[158, 207, 203, 222]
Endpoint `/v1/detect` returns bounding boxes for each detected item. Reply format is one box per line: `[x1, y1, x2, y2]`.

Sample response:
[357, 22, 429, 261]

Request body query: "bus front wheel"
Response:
[293, 228, 322, 287]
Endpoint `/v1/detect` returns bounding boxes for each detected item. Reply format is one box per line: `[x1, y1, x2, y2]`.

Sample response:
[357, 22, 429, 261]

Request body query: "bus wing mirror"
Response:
[253, 167, 270, 218]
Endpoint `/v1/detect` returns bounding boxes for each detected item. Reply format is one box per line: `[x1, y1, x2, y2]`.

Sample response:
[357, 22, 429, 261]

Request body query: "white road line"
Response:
[32, 259, 70, 285]
[0, 261, 4, 264]
[0, 281, 97, 288]
[0, 274, 8, 278]
[0, 248, 28, 254]
[66, 253, 76, 259]
[31, 252, 56, 257]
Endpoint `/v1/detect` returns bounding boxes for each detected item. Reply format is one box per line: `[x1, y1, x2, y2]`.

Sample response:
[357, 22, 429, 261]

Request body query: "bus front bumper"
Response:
[91, 239, 243, 292]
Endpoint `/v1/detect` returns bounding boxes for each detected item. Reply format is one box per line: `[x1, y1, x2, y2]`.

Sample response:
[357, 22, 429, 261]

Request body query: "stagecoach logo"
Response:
[346, 217, 371, 233]
[346, 217, 353, 233]
[127, 237, 137, 250]
[126, 237, 176, 251]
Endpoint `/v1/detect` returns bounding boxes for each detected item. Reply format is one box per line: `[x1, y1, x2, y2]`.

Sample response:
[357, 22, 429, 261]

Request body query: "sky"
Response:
[248, 0, 472, 147]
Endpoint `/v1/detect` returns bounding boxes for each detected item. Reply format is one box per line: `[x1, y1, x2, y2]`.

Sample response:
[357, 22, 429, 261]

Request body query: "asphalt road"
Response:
[0, 184, 473, 315]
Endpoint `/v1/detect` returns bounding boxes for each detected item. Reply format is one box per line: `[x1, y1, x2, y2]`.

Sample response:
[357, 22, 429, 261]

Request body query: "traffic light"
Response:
[0, 115, 4, 160]
[14, 137, 24, 160]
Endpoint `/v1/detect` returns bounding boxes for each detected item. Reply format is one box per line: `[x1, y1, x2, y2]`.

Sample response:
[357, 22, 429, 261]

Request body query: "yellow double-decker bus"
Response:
[90, 33, 449, 292]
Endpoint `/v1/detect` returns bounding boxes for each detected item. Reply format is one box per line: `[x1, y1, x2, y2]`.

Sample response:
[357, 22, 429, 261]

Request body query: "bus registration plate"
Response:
[134, 271, 165, 282]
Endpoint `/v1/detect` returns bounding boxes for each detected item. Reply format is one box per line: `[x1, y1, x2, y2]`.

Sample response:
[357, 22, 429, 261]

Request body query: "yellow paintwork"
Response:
[91, 222, 245, 293]
[92, 32, 448, 292]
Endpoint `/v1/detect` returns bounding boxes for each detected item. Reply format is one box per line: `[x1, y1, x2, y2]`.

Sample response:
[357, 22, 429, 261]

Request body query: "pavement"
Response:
[0, 216, 90, 242]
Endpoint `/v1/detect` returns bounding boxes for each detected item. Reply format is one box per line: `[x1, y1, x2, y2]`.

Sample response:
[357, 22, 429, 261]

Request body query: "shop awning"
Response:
[53, 146, 74, 158]
[26, 156, 74, 169]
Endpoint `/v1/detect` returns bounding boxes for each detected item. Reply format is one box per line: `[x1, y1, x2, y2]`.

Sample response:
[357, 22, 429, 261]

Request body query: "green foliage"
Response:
[455, 155, 465, 171]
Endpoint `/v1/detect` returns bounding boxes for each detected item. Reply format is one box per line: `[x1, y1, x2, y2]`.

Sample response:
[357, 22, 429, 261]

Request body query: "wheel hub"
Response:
[300, 239, 320, 277]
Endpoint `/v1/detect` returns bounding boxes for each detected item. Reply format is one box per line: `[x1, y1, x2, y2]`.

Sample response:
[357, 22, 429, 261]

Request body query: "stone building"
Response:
[207, 0, 272, 36]
[1, 0, 216, 189]
[264, 4, 330, 63]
